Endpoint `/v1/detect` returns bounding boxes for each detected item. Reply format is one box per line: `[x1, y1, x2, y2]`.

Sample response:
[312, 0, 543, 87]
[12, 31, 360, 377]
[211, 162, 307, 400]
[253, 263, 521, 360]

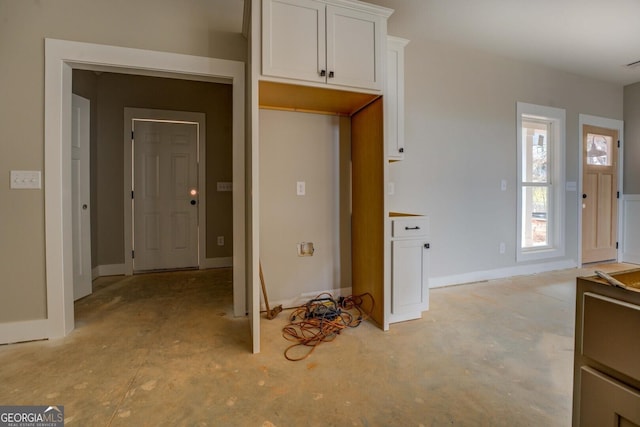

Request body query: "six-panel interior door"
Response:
[582, 125, 619, 264]
[133, 120, 199, 271]
[72, 94, 92, 300]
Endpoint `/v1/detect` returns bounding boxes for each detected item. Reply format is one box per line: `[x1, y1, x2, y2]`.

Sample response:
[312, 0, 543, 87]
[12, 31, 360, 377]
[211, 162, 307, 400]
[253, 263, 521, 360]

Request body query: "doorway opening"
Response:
[44, 39, 246, 345]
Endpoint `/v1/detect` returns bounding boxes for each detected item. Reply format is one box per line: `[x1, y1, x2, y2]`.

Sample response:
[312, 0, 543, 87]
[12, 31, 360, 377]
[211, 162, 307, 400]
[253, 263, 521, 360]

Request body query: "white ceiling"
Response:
[220, 0, 640, 86]
[367, 0, 640, 86]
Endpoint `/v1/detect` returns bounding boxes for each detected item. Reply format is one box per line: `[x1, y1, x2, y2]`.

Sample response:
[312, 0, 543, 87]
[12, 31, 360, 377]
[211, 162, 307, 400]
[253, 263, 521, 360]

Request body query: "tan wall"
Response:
[0, 0, 245, 322]
[74, 71, 233, 266]
[624, 82, 640, 194]
[259, 110, 350, 301]
[0, 0, 632, 323]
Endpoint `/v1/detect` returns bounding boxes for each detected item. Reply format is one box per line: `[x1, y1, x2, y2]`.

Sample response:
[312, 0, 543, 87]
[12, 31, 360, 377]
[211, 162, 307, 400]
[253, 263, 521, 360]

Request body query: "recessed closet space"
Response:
[258, 81, 382, 317]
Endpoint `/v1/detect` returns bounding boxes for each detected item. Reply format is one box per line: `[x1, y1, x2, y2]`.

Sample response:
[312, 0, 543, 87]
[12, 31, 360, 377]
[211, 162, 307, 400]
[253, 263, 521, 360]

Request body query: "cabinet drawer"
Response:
[580, 367, 640, 427]
[582, 293, 640, 381]
[392, 217, 428, 238]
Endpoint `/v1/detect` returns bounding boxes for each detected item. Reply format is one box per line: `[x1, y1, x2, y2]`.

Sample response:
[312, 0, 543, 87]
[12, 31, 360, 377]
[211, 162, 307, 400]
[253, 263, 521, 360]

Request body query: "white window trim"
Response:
[516, 102, 566, 262]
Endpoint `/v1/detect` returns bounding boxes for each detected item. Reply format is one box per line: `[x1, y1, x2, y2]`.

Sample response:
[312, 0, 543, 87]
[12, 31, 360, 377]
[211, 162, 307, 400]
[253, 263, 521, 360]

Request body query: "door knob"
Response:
[190, 200, 197, 205]
[582, 194, 587, 199]
[82, 204, 88, 210]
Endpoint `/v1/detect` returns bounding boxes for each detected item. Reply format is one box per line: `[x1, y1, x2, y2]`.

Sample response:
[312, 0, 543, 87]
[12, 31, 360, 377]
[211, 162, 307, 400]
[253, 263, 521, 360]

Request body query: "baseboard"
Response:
[266, 286, 353, 311]
[200, 257, 233, 269]
[92, 264, 126, 279]
[92, 259, 231, 280]
[0, 318, 49, 345]
[429, 259, 578, 288]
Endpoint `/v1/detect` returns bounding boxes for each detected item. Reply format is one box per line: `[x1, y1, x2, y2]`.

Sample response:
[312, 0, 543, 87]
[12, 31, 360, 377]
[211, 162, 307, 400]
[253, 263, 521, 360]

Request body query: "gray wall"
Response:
[383, 29, 624, 280]
[624, 82, 640, 195]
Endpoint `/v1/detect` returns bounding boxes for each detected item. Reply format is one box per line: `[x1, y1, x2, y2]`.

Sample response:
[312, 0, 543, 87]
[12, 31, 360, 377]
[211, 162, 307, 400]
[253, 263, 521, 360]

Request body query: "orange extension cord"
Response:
[282, 292, 374, 361]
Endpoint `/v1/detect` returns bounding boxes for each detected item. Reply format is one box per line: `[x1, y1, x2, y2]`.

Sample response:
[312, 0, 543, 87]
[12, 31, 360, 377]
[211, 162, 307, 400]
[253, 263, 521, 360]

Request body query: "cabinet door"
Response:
[326, 5, 382, 90]
[386, 36, 408, 160]
[262, 0, 326, 83]
[392, 239, 429, 316]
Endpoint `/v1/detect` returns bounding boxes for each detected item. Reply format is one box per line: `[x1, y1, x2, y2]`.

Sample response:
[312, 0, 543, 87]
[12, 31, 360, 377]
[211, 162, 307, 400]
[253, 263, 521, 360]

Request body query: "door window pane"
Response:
[586, 133, 613, 166]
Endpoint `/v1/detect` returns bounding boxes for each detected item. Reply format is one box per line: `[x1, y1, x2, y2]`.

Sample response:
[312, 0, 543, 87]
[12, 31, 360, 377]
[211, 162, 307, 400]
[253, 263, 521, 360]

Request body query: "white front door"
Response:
[132, 120, 199, 271]
[72, 94, 92, 300]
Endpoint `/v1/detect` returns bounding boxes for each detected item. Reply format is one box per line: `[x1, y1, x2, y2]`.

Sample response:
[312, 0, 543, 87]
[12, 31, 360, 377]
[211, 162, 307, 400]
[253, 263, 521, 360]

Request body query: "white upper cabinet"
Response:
[262, 0, 392, 91]
[325, 5, 381, 90]
[262, 0, 326, 84]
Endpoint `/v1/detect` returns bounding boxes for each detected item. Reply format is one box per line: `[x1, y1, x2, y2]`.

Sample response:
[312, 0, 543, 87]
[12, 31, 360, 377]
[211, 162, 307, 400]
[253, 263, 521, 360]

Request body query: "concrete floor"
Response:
[0, 263, 635, 426]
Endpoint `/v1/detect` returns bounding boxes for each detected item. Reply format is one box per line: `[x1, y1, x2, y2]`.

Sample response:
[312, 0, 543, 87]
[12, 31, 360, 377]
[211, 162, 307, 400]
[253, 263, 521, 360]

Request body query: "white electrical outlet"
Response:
[500, 179, 507, 191]
[217, 236, 224, 246]
[296, 181, 305, 196]
[297, 242, 314, 256]
[499, 242, 506, 254]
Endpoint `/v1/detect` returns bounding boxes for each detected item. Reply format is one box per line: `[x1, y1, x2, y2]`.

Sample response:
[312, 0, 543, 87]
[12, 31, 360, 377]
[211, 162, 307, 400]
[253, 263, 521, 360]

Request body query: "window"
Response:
[586, 132, 613, 166]
[516, 102, 565, 262]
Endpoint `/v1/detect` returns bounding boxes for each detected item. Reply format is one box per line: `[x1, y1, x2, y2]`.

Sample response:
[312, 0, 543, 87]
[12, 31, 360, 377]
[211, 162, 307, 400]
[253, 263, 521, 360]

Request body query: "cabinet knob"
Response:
[328, 71, 334, 78]
[398, 147, 404, 153]
[424, 243, 430, 249]
[320, 70, 326, 77]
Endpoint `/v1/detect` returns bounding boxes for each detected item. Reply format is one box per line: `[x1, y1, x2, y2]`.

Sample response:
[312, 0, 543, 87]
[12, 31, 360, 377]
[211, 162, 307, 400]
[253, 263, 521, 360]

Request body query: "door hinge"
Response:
[131, 191, 134, 199]
[132, 250, 135, 258]
[618, 140, 620, 148]
[131, 131, 134, 139]
[617, 191, 620, 199]
[616, 242, 619, 249]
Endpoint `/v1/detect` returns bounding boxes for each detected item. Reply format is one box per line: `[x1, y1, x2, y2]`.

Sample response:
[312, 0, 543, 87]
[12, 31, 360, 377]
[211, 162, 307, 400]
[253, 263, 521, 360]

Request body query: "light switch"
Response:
[296, 181, 305, 196]
[11, 170, 41, 189]
[217, 182, 232, 192]
[500, 179, 507, 191]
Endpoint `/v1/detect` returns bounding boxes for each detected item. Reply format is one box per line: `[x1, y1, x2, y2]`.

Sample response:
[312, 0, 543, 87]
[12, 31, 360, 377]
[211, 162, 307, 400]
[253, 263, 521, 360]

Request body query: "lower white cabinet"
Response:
[390, 216, 429, 323]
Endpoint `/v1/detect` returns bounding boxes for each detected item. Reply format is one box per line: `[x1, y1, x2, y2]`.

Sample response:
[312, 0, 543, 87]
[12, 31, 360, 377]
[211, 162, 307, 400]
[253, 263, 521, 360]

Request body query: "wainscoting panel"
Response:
[622, 195, 640, 264]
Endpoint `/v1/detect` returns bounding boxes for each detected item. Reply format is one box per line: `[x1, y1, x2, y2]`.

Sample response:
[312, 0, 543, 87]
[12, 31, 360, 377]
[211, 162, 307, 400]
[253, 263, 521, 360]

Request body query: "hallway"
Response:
[0, 264, 634, 426]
